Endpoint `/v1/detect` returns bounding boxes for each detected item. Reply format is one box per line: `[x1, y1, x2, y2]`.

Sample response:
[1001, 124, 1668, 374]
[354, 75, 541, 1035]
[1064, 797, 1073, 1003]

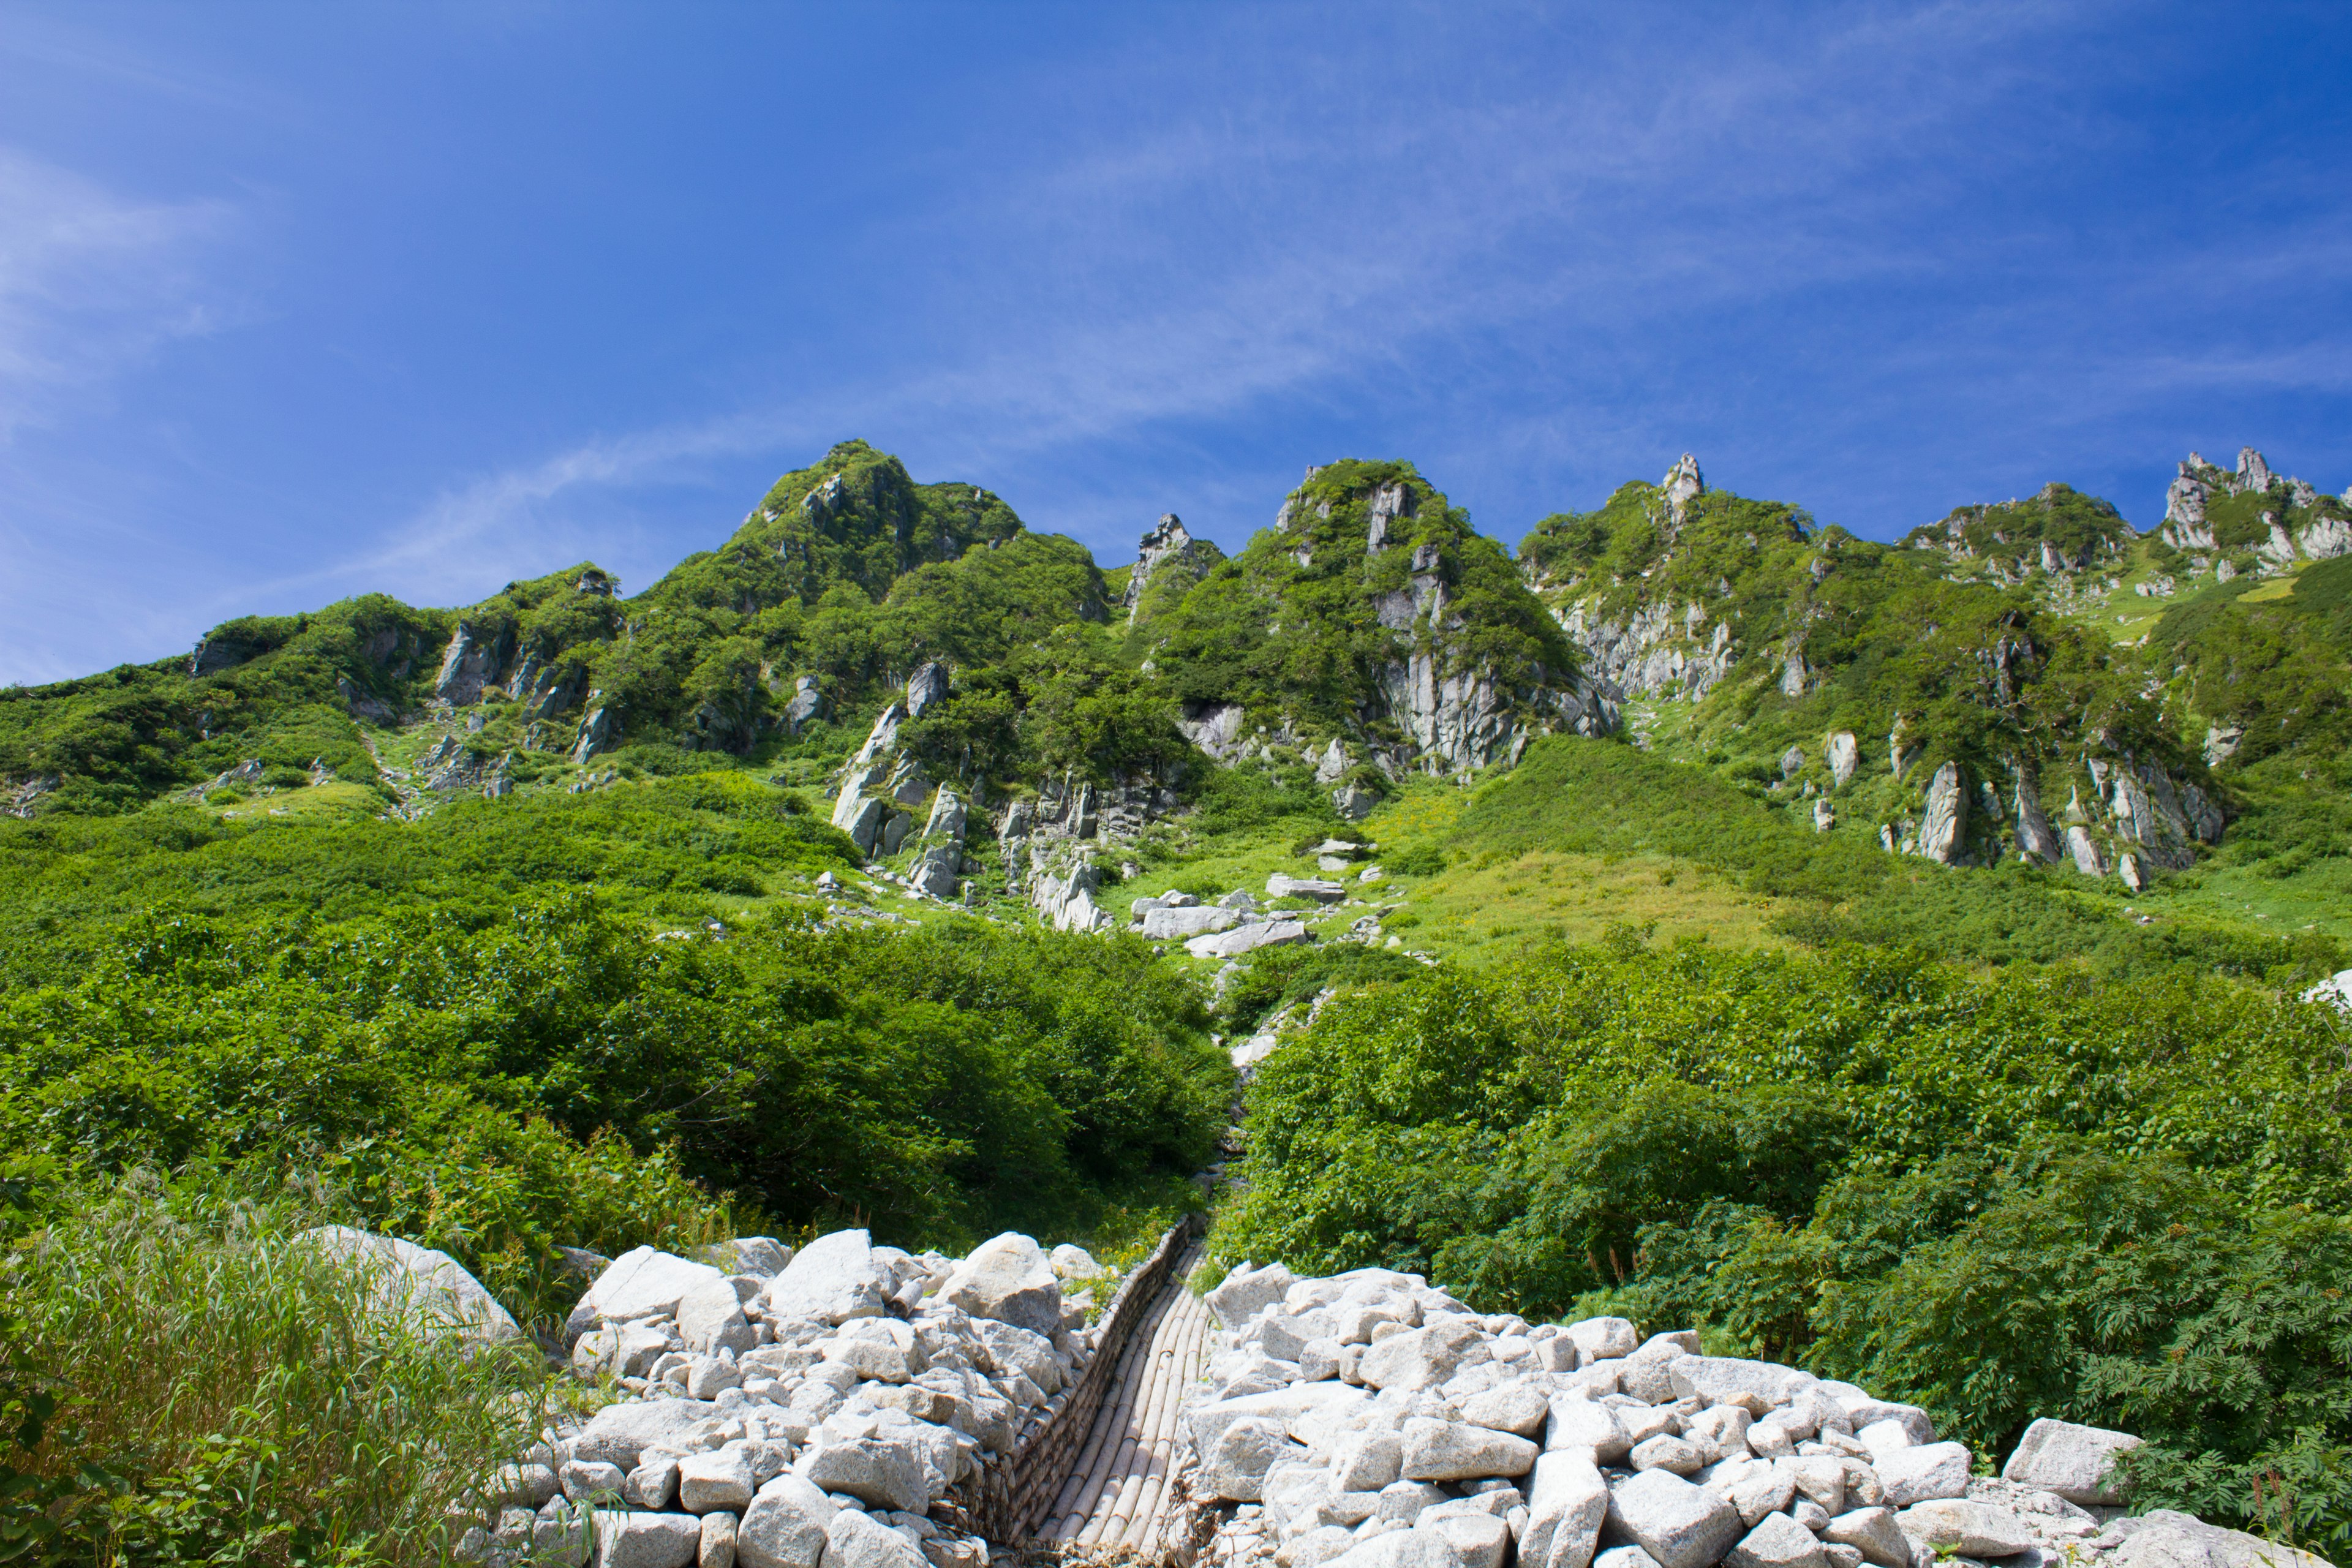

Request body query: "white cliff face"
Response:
[1556, 598, 1737, 704]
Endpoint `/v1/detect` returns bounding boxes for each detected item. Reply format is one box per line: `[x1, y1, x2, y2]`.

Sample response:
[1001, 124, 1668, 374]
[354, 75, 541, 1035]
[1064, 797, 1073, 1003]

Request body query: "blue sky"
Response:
[2, 2, 2349, 684]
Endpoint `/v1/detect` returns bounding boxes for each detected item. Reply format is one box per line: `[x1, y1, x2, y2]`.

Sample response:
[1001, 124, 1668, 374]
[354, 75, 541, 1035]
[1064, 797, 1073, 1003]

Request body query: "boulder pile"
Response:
[1182, 1261, 2328, 1568]
[470, 1228, 1112, 1568]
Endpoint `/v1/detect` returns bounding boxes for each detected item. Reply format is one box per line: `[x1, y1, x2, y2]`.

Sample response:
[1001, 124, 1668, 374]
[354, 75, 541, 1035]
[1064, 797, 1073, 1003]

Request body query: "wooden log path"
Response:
[1035, 1238, 1212, 1557]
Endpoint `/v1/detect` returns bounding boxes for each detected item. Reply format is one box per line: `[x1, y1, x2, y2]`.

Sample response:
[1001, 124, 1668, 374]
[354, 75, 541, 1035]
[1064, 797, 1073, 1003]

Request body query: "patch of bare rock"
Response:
[1181, 1261, 2328, 1568]
[452, 1227, 1115, 1568]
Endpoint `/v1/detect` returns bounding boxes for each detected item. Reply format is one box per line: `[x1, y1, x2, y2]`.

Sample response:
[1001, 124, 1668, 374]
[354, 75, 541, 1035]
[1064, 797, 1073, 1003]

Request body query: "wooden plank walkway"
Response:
[1036, 1240, 1211, 1556]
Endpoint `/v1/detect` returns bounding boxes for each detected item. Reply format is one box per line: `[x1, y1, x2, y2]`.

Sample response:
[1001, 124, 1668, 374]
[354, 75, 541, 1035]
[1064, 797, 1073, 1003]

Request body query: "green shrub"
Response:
[0, 1172, 560, 1566]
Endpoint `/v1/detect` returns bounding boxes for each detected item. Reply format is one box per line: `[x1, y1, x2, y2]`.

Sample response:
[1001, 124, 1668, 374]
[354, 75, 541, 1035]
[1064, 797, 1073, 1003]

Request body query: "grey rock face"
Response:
[1915, 764, 1967, 865]
[1825, 733, 1859, 788]
[1125, 514, 1227, 623]
[1177, 699, 1249, 760]
[1605, 1469, 1744, 1568]
[903, 662, 949, 721]
[1268, 873, 1349, 902]
[1999, 1417, 2141, 1506]
[1333, 783, 1379, 821]
[782, 677, 826, 734]
[1661, 455, 1705, 529]
[573, 703, 620, 766]
[2013, 776, 2061, 864]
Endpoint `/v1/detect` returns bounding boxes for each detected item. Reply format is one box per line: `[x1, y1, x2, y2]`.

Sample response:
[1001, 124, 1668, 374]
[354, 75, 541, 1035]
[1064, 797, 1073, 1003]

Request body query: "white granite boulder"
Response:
[2000, 1417, 2143, 1507]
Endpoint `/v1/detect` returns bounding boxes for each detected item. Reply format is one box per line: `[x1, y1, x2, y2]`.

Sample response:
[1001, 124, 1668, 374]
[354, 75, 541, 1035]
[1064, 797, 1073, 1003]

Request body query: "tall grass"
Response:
[2, 1172, 560, 1566]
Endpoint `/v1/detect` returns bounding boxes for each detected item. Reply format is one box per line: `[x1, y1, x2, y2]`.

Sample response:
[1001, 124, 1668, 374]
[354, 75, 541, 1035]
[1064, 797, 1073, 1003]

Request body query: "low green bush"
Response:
[1, 1172, 559, 1566]
[1217, 938, 2352, 1541]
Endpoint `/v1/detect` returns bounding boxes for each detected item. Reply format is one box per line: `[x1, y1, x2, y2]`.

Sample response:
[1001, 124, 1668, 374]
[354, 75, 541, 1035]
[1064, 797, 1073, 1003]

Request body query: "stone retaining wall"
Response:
[957, 1212, 1207, 1543]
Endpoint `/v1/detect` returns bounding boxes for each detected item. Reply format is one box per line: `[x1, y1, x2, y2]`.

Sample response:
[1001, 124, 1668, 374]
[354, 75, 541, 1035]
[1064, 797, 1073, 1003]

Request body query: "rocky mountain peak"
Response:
[1661, 454, 1704, 527]
[1122, 513, 1226, 624]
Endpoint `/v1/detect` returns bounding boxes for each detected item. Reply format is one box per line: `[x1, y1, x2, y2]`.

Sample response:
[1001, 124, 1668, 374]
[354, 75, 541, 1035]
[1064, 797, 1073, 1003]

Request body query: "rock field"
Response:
[331, 1219, 2329, 1568]
[1182, 1259, 2330, 1568]
[456, 1227, 1114, 1568]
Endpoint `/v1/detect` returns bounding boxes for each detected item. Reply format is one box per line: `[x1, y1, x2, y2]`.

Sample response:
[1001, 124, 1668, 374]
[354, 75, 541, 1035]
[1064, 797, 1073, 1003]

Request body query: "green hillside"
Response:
[11, 438, 2352, 1553]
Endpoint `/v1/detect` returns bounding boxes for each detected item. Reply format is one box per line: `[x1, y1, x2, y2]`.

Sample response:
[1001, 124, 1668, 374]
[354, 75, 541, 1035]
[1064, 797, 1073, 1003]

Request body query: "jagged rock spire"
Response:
[1661, 454, 1703, 527]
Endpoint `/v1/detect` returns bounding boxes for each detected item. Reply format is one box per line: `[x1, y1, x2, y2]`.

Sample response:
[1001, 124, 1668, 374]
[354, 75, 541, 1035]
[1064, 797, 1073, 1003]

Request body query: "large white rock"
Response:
[1188, 919, 1311, 959]
[823, 1509, 926, 1568]
[1874, 1443, 1970, 1507]
[1821, 1508, 1908, 1568]
[970, 1317, 1063, 1394]
[296, 1225, 523, 1343]
[1142, 905, 1239, 940]
[1327, 1530, 1463, 1568]
[1359, 1321, 1482, 1392]
[1334, 1430, 1406, 1492]
[1723, 1512, 1828, 1568]
[1894, 1500, 2035, 1558]
[1562, 1317, 1639, 1361]
[582, 1246, 730, 1327]
[802, 1436, 928, 1512]
[1521, 1451, 1610, 1568]
[1605, 1471, 1745, 1568]
[2000, 1417, 2142, 1506]
[734, 1476, 834, 1568]
[1461, 1381, 1550, 1438]
[1546, 1396, 1632, 1463]
[1202, 1415, 1302, 1502]
[1840, 1400, 1932, 1446]
[699, 1510, 738, 1568]
[826, 1318, 927, 1384]
[763, 1229, 890, 1325]
[1427, 1512, 1512, 1568]
[940, 1232, 1063, 1336]
[592, 1511, 703, 1568]
[1208, 1262, 1298, 1329]
[679, 1278, 756, 1357]
[1188, 1383, 1369, 1458]
[574, 1401, 728, 1471]
[677, 1450, 755, 1516]
[1401, 1417, 1539, 1481]
[2111, 1510, 2336, 1568]
[1668, 1355, 1808, 1409]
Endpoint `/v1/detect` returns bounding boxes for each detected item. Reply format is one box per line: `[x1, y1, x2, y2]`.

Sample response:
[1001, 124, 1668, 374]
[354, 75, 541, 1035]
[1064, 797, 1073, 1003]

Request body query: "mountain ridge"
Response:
[5, 438, 2348, 923]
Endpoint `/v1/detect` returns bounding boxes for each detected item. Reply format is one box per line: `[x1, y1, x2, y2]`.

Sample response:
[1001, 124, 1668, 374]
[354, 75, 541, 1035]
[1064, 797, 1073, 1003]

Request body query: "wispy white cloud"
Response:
[343, 1, 2120, 579]
[0, 147, 238, 437]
